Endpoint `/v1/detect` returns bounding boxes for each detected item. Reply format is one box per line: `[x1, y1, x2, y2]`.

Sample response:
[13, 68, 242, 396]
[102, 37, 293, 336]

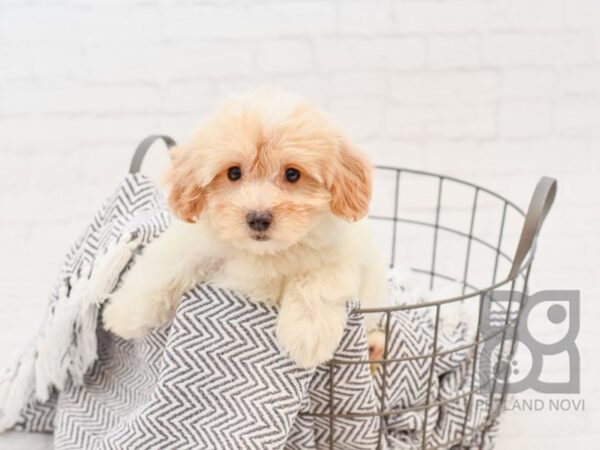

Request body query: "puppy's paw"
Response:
[367, 329, 386, 374]
[276, 303, 346, 369]
[102, 287, 173, 340]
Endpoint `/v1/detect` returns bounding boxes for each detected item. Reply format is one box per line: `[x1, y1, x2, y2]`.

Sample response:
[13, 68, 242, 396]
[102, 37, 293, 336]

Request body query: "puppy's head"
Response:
[165, 91, 372, 254]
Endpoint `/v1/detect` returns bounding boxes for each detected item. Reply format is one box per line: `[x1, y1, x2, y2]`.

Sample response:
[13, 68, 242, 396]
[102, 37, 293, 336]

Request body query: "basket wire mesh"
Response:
[299, 166, 556, 450]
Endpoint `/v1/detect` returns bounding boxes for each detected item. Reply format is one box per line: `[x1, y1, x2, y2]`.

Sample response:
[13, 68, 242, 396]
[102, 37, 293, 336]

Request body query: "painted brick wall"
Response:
[0, 1, 598, 448]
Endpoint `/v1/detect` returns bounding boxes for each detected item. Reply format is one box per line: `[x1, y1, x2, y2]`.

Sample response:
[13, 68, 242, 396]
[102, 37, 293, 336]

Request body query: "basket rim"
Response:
[373, 165, 526, 216]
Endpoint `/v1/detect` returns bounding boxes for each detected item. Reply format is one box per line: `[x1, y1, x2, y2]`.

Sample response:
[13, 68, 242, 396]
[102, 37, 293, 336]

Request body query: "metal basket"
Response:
[131, 136, 557, 450]
[306, 166, 556, 449]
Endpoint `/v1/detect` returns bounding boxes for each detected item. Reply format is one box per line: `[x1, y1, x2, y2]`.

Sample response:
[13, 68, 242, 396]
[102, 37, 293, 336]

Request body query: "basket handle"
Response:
[129, 135, 177, 174]
[509, 176, 557, 279]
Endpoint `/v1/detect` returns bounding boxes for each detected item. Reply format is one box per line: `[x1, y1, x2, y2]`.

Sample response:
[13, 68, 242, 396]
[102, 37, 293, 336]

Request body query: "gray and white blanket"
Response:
[0, 173, 499, 449]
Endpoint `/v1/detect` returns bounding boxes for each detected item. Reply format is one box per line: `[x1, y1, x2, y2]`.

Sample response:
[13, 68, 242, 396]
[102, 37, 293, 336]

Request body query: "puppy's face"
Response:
[165, 93, 372, 255]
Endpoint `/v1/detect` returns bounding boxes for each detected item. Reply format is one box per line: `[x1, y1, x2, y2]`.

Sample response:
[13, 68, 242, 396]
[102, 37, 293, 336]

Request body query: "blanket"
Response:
[0, 173, 500, 449]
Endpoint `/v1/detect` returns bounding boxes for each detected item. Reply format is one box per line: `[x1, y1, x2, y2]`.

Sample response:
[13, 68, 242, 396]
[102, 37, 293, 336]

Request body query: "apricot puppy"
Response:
[103, 91, 387, 368]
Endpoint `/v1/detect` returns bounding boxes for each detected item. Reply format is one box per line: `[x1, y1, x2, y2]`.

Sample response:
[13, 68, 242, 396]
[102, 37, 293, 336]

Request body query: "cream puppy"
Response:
[103, 91, 388, 368]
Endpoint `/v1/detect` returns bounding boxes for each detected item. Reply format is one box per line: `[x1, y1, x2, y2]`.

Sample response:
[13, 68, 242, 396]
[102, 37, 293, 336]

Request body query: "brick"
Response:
[165, 2, 337, 39]
[32, 44, 84, 79]
[390, 71, 499, 106]
[215, 79, 265, 100]
[0, 187, 79, 223]
[422, 139, 483, 174]
[560, 68, 600, 96]
[79, 143, 154, 185]
[163, 4, 222, 40]
[331, 71, 387, 97]
[83, 44, 155, 82]
[485, 33, 552, 65]
[337, 0, 395, 35]
[0, 45, 33, 80]
[327, 97, 385, 140]
[264, 76, 329, 103]
[0, 153, 29, 189]
[502, 69, 558, 99]
[484, 33, 595, 66]
[428, 35, 482, 69]
[0, 83, 162, 115]
[509, 0, 564, 30]
[560, 32, 597, 65]
[384, 37, 427, 70]
[156, 114, 211, 144]
[0, 5, 82, 43]
[316, 37, 424, 71]
[430, 104, 497, 138]
[156, 42, 256, 79]
[213, 76, 329, 105]
[394, 0, 509, 33]
[258, 40, 314, 74]
[360, 138, 427, 169]
[498, 100, 554, 138]
[0, 115, 160, 146]
[250, 2, 337, 37]
[81, 5, 162, 43]
[317, 38, 383, 71]
[161, 81, 217, 113]
[385, 103, 496, 139]
[479, 138, 591, 173]
[564, 0, 600, 29]
[26, 153, 83, 189]
[556, 96, 600, 137]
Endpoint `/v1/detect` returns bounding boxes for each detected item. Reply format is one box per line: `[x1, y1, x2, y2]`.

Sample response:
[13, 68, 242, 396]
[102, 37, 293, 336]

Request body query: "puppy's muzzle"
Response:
[246, 211, 272, 232]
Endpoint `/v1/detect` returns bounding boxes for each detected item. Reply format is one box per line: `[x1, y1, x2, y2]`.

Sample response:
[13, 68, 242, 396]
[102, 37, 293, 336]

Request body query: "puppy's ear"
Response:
[164, 145, 206, 223]
[330, 138, 372, 221]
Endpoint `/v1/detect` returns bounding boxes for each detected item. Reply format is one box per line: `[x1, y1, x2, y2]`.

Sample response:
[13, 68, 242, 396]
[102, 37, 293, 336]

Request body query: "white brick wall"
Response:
[0, 1, 598, 448]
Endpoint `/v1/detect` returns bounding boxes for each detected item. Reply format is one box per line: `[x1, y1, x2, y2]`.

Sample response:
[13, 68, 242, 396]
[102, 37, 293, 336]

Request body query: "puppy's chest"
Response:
[203, 256, 286, 306]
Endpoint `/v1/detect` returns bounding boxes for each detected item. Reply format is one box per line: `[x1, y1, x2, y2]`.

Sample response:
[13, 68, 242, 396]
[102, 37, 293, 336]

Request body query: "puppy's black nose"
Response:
[246, 211, 272, 232]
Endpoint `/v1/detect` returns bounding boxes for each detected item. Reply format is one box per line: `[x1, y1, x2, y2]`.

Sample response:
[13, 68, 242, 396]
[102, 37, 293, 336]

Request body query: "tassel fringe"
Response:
[0, 350, 35, 431]
[0, 233, 141, 432]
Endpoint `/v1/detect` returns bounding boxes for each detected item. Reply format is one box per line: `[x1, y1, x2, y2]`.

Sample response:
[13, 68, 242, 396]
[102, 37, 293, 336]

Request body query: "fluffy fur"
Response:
[103, 90, 388, 368]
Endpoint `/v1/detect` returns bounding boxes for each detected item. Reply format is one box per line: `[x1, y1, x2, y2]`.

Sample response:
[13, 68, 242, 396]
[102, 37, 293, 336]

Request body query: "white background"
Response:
[0, 0, 598, 448]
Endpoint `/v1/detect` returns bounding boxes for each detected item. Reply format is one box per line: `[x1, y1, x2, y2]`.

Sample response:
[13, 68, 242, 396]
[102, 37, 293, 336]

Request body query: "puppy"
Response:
[103, 91, 388, 369]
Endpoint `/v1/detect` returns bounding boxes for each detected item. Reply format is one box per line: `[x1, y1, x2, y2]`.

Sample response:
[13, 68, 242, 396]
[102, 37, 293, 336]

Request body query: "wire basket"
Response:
[302, 166, 557, 449]
[130, 137, 557, 449]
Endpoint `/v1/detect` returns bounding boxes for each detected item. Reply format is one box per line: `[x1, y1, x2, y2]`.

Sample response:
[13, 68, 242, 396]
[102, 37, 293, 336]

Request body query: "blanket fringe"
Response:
[0, 349, 35, 432]
[69, 232, 141, 385]
[0, 232, 141, 431]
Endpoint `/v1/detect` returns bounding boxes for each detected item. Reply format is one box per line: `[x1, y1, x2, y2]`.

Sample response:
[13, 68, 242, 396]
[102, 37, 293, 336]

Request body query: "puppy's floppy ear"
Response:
[164, 145, 206, 223]
[330, 137, 372, 221]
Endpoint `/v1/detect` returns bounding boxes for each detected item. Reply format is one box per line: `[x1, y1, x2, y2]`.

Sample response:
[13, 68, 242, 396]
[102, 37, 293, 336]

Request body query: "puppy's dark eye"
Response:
[227, 166, 242, 181]
[284, 168, 301, 183]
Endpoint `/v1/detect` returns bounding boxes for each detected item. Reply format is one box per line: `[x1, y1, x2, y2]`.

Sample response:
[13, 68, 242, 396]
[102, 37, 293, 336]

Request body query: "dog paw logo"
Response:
[479, 290, 580, 394]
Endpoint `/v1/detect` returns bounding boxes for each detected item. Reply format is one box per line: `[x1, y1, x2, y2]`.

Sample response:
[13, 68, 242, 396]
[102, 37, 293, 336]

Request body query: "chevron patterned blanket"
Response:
[0, 174, 499, 449]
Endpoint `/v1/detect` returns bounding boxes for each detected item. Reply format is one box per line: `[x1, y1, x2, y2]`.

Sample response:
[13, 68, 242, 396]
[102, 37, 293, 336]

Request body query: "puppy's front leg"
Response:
[276, 269, 356, 369]
[103, 219, 213, 339]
